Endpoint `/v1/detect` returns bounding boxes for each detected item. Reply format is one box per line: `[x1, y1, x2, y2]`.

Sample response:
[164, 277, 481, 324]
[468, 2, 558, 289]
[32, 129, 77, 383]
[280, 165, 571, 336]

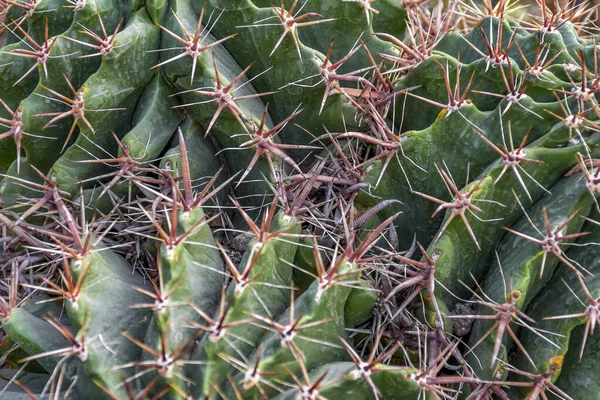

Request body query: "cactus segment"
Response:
[467, 171, 600, 379]
[3, 0, 600, 399]
[511, 213, 600, 390]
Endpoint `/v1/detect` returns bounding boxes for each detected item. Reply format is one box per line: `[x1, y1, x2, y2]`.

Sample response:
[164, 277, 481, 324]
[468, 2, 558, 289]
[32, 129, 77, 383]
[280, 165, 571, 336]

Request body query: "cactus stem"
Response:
[412, 163, 484, 250]
[64, 12, 124, 58]
[174, 54, 276, 136]
[543, 273, 600, 361]
[63, 0, 85, 11]
[463, 17, 515, 72]
[130, 257, 186, 314]
[3, 0, 41, 34]
[2, 18, 56, 85]
[454, 257, 561, 371]
[545, 93, 599, 157]
[472, 120, 544, 201]
[120, 327, 205, 379]
[172, 132, 237, 211]
[153, 6, 237, 84]
[505, 205, 590, 278]
[406, 58, 475, 117]
[20, 313, 88, 363]
[342, 0, 378, 25]
[218, 346, 279, 395]
[573, 153, 600, 199]
[137, 196, 220, 254]
[247, 284, 340, 350]
[218, 241, 261, 297]
[0, 99, 25, 174]
[514, 39, 563, 81]
[284, 362, 328, 400]
[79, 132, 147, 199]
[264, 0, 335, 61]
[186, 286, 256, 343]
[231, 195, 300, 245]
[473, 63, 539, 117]
[560, 51, 600, 120]
[341, 332, 402, 400]
[34, 75, 125, 152]
[534, 0, 588, 33]
[95, 374, 163, 400]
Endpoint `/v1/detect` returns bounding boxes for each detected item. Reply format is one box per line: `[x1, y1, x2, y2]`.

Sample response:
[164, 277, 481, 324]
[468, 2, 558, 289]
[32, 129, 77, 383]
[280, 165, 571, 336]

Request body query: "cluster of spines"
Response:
[1, 0, 600, 399]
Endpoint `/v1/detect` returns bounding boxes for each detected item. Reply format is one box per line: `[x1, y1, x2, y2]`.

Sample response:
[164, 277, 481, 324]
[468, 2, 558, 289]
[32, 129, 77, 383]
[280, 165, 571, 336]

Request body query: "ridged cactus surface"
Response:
[1, 0, 600, 399]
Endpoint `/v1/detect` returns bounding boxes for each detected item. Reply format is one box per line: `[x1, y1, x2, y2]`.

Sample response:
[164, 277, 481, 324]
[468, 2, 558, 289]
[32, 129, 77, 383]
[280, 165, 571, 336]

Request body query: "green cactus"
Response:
[1, 0, 600, 399]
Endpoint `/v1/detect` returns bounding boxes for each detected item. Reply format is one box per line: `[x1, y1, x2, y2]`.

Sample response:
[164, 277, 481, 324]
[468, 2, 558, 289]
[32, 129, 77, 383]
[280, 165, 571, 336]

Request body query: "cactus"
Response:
[1, 0, 600, 399]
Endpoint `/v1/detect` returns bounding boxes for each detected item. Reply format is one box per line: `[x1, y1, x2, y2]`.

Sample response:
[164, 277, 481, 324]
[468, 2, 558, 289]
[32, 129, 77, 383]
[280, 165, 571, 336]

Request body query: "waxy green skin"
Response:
[344, 283, 378, 328]
[231, 259, 357, 398]
[552, 320, 600, 399]
[431, 133, 600, 308]
[357, 16, 593, 254]
[247, 0, 405, 64]
[158, 0, 277, 208]
[395, 16, 582, 135]
[393, 56, 562, 133]
[0, 2, 409, 396]
[0, 0, 74, 135]
[511, 213, 600, 391]
[51, 9, 159, 196]
[291, 238, 378, 329]
[0, 0, 129, 205]
[84, 72, 182, 202]
[15, 0, 126, 169]
[0, 294, 76, 377]
[1, 308, 73, 375]
[0, 42, 37, 172]
[3, 0, 600, 399]
[121, 72, 182, 164]
[188, 0, 365, 159]
[357, 94, 568, 254]
[0, 244, 151, 399]
[66, 240, 151, 399]
[467, 172, 599, 380]
[0, 242, 151, 399]
[435, 17, 579, 75]
[272, 362, 424, 400]
[192, 212, 301, 397]
[141, 206, 225, 397]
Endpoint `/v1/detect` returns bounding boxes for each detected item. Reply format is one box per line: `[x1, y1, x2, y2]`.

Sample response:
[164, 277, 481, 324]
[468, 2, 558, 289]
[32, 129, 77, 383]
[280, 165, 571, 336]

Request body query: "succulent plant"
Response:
[1, 0, 600, 399]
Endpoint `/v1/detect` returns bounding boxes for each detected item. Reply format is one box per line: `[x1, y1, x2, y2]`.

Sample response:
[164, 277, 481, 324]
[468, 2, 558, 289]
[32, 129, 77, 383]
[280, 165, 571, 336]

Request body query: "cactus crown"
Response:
[1, 0, 600, 399]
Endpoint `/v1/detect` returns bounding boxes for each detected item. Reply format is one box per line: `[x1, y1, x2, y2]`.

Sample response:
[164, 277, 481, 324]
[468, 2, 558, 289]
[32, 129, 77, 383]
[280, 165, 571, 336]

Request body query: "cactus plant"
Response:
[1, 0, 600, 399]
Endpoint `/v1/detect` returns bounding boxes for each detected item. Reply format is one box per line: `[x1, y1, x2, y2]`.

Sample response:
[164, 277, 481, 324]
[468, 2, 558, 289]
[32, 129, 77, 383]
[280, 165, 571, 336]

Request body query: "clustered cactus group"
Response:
[1, 0, 600, 398]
